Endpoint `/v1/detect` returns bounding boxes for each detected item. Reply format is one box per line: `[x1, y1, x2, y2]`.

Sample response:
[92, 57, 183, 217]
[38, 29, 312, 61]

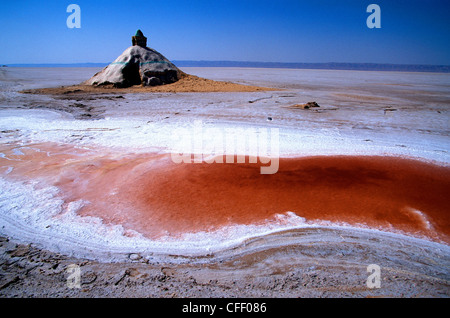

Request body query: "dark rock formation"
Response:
[84, 30, 181, 88]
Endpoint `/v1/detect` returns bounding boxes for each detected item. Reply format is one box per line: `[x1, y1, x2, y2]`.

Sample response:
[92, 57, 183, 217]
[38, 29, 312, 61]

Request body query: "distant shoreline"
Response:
[3, 61, 450, 73]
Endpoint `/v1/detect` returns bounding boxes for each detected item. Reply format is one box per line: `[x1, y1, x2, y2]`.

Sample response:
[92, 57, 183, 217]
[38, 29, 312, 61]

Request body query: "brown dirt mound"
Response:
[20, 73, 275, 95]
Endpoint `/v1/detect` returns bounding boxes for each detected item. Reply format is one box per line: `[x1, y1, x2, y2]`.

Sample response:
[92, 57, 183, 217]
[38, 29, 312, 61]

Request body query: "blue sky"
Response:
[0, 0, 449, 64]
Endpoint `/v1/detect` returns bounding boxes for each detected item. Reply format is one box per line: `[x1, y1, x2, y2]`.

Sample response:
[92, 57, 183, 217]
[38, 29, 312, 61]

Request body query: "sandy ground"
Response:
[0, 67, 449, 298]
[20, 73, 274, 95]
[1, 228, 449, 298]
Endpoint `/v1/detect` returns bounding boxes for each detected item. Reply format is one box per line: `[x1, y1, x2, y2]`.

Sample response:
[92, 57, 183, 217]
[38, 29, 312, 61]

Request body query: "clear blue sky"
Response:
[0, 0, 449, 65]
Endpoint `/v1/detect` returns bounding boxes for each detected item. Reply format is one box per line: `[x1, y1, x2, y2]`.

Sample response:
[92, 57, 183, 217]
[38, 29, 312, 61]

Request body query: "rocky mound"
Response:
[84, 30, 182, 88]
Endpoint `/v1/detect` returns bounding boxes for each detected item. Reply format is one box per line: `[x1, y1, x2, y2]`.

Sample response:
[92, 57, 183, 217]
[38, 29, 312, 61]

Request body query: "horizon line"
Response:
[3, 61, 450, 73]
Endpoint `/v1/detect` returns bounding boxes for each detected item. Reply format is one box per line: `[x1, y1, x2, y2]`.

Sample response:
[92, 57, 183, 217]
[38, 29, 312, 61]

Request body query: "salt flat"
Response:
[0, 67, 449, 297]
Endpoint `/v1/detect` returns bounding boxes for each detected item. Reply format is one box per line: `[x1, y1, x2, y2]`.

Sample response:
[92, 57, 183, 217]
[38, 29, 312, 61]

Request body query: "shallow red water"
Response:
[1, 143, 449, 242]
[125, 155, 450, 242]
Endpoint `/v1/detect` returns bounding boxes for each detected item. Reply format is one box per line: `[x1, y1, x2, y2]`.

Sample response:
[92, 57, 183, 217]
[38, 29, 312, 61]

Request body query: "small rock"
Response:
[144, 77, 161, 86]
[129, 253, 141, 261]
[290, 101, 321, 109]
[126, 268, 140, 277]
[9, 245, 31, 257]
[161, 267, 176, 277]
[384, 108, 397, 114]
[0, 276, 20, 290]
[81, 272, 98, 285]
[114, 270, 129, 286]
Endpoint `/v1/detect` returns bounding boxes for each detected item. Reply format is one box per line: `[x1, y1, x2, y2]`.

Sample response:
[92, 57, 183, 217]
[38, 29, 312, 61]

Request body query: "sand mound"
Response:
[21, 73, 274, 95]
[20, 29, 274, 95]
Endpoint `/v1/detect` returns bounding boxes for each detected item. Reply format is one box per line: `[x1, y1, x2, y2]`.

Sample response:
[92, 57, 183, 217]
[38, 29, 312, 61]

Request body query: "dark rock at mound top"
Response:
[132, 29, 147, 47]
[84, 30, 181, 88]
